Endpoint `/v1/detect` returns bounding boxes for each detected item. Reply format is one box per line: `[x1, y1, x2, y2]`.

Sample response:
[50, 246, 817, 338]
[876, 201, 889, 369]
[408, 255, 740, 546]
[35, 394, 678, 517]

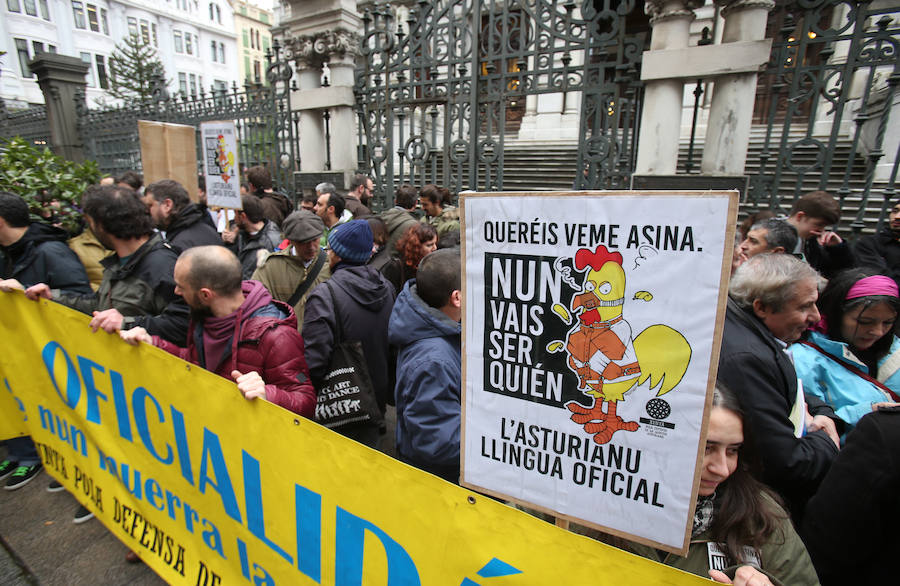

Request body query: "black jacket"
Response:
[164, 203, 223, 254]
[803, 236, 854, 279]
[302, 263, 396, 410]
[854, 227, 900, 285]
[231, 220, 282, 280]
[718, 298, 839, 517]
[0, 223, 91, 294]
[55, 233, 189, 345]
[802, 407, 900, 585]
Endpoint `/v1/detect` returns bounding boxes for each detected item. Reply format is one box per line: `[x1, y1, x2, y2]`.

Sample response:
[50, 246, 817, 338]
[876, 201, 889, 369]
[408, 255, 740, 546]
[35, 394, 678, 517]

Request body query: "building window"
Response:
[72, 1, 85, 29]
[23, 0, 36, 16]
[185, 32, 193, 55]
[210, 40, 217, 62]
[96, 55, 108, 89]
[127, 17, 138, 38]
[151, 23, 158, 46]
[80, 52, 94, 87]
[218, 42, 225, 64]
[100, 8, 108, 34]
[15, 38, 32, 77]
[141, 21, 150, 45]
[174, 30, 183, 53]
[86, 3, 99, 32]
[253, 60, 261, 84]
[31, 40, 44, 54]
[242, 28, 249, 48]
[189, 73, 197, 96]
[178, 72, 187, 96]
[7, 0, 20, 13]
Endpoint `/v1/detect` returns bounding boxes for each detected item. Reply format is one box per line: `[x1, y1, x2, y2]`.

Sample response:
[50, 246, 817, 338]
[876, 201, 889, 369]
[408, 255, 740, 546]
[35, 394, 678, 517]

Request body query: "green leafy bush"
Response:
[0, 137, 100, 233]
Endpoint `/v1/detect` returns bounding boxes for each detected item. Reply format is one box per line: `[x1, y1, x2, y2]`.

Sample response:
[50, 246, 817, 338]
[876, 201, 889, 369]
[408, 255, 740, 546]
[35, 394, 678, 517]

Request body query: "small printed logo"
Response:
[640, 398, 675, 434]
[645, 398, 671, 420]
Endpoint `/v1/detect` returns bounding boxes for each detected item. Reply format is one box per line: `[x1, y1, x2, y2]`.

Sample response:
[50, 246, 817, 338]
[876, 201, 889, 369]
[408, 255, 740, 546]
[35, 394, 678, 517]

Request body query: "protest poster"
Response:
[0, 292, 708, 585]
[460, 191, 738, 554]
[200, 121, 242, 209]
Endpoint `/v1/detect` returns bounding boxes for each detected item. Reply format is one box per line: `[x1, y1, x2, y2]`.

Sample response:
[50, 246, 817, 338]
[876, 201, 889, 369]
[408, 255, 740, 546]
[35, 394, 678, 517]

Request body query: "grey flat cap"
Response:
[282, 210, 324, 242]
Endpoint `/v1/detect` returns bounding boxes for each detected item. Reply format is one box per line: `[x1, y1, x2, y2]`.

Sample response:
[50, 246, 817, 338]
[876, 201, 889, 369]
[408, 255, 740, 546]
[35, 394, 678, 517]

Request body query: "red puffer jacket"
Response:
[153, 292, 316, 419]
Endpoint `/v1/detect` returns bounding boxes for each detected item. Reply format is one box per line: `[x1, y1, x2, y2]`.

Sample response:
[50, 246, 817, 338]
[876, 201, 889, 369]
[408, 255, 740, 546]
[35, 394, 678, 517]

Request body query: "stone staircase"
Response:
[494, 126, 894, 236]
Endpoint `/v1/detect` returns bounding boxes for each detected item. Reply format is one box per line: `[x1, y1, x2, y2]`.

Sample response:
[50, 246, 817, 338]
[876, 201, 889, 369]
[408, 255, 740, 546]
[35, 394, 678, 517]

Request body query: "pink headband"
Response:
[846, 275, 899, 300]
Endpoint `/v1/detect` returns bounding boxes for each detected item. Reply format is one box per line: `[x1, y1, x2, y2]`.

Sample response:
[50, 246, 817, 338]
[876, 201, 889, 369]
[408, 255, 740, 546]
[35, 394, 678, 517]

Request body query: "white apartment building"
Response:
[0, 0, 242, 108]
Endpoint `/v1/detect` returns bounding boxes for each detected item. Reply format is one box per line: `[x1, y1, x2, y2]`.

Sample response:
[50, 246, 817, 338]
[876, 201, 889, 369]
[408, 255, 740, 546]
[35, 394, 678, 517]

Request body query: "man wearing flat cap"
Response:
[252, 210, 330, 331]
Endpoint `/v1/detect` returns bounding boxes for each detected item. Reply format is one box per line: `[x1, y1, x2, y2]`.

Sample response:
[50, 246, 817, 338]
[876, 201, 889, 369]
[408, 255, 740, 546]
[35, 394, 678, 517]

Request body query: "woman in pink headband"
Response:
[792, 268, 900, 430]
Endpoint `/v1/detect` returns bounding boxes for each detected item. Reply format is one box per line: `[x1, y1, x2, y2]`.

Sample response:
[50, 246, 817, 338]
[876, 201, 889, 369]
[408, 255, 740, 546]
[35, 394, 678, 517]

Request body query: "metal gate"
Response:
[747, 0, 900, 236]
[354, 0, 647, 207]
[76, 41, 300, 197]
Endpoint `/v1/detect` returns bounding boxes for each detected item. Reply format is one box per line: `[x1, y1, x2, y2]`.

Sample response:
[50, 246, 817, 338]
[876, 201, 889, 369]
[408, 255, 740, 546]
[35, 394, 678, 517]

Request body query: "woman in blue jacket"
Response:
[793, 268, 900, 429]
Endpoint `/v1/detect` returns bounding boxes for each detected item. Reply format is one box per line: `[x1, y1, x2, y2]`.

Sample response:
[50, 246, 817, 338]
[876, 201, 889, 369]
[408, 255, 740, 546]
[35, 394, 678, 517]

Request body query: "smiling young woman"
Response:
[793, 268, 900, 430]
[629, 385, 820, 585]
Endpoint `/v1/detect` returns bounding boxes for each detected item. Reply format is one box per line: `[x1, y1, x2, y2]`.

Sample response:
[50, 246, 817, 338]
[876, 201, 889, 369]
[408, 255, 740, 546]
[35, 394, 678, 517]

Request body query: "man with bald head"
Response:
[121, 245, 316, 418]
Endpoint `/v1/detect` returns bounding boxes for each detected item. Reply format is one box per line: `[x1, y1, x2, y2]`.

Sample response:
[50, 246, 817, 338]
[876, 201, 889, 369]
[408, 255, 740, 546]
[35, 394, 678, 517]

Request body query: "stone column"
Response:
[635, 0, 704, 175]
[282, 0, 362, 187]
[700, 0, 775, 175]
[29, 54, 89, 162]
[323, 30, 362, 173]
[291, 40, 327, 173]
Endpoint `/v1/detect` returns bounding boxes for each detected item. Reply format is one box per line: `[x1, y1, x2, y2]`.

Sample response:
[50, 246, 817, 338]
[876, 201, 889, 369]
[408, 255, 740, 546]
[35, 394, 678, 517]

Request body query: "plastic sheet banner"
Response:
[461, 191, 738, 555]
[0, 292, 707, 585]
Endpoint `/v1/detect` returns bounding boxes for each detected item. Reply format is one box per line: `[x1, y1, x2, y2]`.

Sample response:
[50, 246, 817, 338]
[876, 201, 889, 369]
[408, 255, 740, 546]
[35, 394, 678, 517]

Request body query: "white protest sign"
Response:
[200, 121, 241, 209]
[461, 191, 737, 554]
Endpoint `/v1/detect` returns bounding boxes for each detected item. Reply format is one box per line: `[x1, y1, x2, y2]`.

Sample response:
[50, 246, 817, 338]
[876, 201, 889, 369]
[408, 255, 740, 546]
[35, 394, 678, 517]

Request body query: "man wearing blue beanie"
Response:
[302, 220, 397, 447]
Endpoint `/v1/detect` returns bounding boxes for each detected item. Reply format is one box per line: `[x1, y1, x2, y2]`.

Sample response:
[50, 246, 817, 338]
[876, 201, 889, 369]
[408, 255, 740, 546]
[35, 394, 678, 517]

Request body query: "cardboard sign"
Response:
[138, 121, 199, 198]
[200, 121, 242, 210]
[460, 191, 737, 554]
[0, 292, 709, 585]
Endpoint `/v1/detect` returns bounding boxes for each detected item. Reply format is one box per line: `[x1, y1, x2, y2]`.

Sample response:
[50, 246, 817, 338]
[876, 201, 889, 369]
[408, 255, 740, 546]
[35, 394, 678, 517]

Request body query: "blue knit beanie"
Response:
[328, 220, 373, 264]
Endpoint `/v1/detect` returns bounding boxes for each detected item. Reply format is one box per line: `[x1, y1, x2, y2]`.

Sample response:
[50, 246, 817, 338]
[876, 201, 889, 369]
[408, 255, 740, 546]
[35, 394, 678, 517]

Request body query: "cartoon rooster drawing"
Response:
[559, 245, 691, 444]
[215, 134, 235, 184]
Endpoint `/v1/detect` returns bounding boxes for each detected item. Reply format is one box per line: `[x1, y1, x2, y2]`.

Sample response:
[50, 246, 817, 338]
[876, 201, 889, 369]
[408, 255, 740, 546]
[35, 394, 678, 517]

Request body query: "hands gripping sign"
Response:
[461, 191, 736, 554]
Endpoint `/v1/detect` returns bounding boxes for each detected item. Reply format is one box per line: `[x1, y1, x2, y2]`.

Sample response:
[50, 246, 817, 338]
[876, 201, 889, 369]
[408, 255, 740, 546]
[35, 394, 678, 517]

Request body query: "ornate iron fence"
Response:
[0, 102, 51, 149]
[747, 0, 899, 237]
[75, 41, 300, 197]
[355, 0, 647, 207]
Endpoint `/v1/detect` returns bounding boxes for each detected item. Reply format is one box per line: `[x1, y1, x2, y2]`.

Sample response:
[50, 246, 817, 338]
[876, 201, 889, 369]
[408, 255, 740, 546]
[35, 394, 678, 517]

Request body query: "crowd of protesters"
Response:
[2, 170, 900, 584]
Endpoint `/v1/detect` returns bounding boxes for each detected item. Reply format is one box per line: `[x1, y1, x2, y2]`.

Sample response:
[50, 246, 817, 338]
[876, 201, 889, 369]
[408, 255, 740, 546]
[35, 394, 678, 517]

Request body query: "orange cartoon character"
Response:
[215, 134, 235, 183]
[560, 245, 691, 444]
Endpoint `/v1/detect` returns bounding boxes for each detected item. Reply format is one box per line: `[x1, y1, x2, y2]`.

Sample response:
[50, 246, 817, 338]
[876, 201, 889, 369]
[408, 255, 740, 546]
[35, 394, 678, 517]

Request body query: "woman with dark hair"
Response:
[631, 385, 819, 585]
[380, 223, 437, 294]
[366, 216, 392, 271]
[419, 184, 459, 237]
[793, 267, 900, 429]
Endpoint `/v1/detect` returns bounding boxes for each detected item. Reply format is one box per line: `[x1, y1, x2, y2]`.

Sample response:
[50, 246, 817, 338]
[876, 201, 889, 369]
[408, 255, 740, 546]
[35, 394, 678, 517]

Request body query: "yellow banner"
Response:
[0, 292, 706, 584]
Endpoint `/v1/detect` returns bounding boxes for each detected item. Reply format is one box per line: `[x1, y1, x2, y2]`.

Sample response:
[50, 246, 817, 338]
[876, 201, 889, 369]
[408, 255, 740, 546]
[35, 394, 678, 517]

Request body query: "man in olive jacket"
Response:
[252, 210, 330, 331]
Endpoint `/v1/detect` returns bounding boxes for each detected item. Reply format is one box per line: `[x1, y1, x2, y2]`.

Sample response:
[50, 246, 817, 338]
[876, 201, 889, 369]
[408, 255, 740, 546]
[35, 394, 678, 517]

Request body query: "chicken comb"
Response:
[574, 245, 623, 271]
